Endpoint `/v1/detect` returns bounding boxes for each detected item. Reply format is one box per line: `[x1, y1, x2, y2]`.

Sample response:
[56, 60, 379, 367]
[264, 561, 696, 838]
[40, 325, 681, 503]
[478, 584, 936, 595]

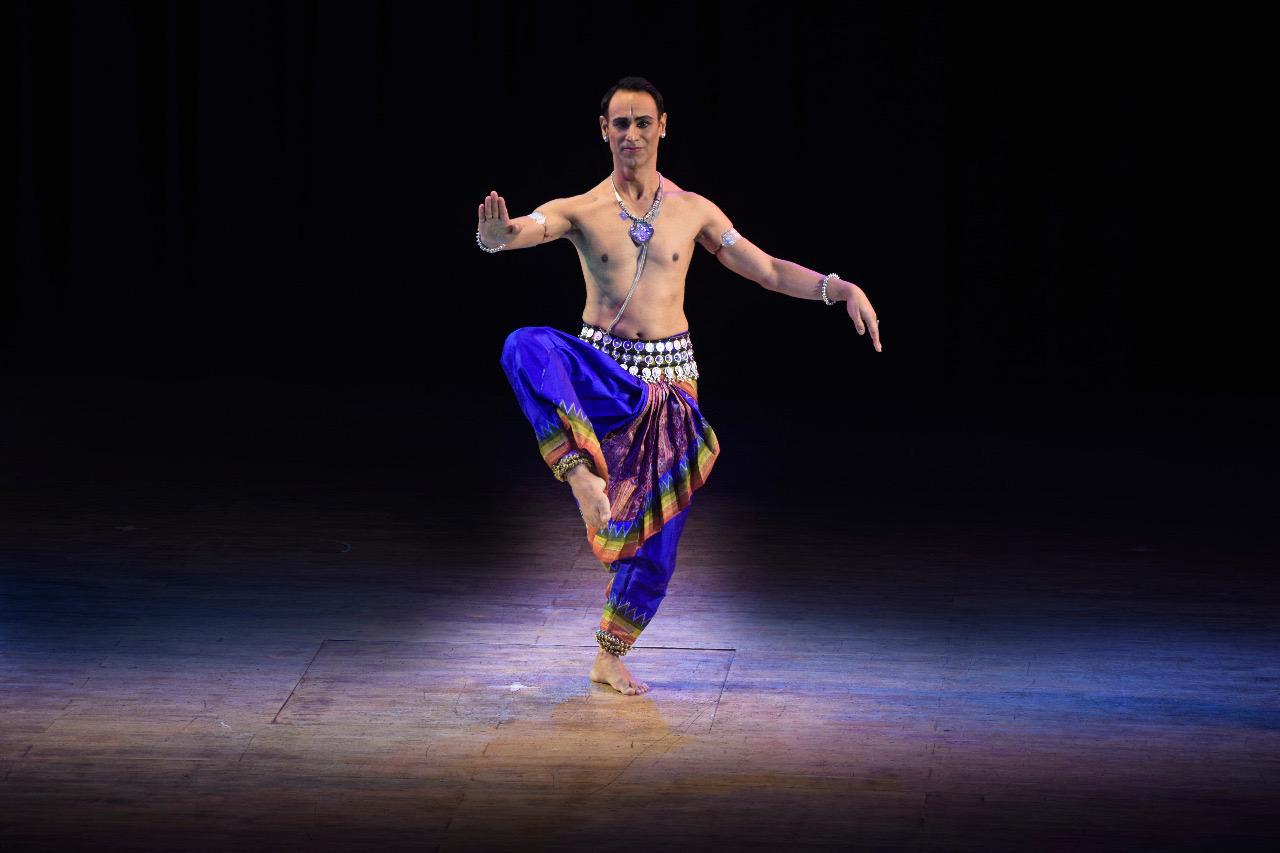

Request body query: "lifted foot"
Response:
[566, 465, 611, 529]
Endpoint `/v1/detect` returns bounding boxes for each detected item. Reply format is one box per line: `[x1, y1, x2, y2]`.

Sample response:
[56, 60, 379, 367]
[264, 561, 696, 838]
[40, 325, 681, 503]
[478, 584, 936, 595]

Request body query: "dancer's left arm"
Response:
[693, 194, 881, 352]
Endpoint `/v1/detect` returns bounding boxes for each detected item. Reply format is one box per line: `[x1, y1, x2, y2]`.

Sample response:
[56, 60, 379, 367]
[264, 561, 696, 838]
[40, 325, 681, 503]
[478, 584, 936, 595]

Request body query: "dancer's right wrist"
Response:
[478, 223, 518, 252]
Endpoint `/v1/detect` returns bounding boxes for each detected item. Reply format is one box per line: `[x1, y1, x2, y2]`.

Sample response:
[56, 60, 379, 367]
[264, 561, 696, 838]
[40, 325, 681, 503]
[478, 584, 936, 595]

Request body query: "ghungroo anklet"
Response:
[595, 628, 631, 656]
[552, 450, 594, 482]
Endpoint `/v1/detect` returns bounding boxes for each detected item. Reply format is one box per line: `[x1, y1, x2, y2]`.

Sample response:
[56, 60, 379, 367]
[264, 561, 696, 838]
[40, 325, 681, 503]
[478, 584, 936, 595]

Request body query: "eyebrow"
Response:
[611, 115, 655, 122]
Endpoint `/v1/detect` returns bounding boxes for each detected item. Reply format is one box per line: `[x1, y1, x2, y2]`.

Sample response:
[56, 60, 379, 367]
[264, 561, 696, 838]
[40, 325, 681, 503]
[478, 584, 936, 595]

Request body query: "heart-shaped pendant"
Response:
[629, 220, 654, 244]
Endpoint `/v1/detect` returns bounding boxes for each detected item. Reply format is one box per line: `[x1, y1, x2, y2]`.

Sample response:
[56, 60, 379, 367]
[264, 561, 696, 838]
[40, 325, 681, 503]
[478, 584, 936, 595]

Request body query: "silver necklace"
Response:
[604, 171, 665, 334]
[610, 171, 664, 245]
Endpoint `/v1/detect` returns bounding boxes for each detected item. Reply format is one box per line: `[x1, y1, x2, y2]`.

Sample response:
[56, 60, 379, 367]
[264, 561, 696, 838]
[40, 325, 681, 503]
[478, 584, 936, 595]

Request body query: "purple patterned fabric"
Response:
[499, 323, 720, 568]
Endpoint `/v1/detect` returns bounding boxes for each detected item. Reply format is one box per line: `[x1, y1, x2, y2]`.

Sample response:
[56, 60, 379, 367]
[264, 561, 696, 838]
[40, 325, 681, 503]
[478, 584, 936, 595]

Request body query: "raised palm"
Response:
[477, 190, 516, 248]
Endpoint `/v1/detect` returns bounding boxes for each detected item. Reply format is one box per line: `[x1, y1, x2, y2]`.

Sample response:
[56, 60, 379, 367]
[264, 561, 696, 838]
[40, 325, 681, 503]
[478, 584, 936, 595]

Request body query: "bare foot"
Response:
[589, 647, 650, 695]
[566, 464, 611, 528]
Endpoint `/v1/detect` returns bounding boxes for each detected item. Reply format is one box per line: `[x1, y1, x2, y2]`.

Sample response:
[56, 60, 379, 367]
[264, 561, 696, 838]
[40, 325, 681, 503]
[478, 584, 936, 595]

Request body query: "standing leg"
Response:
[589, 505, 692, 695]
[498, 324, 714, 695]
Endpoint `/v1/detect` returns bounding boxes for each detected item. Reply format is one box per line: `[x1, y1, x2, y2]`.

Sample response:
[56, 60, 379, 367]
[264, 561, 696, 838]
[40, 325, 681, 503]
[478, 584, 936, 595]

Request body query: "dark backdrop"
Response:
[11, 2, 1275, 501]
[19, 2, 1241, 389]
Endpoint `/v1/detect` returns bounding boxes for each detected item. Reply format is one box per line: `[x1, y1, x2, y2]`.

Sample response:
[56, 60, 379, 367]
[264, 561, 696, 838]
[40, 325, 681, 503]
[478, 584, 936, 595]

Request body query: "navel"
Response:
[601, 253, 609, 263]
[672, 252, 679, 261]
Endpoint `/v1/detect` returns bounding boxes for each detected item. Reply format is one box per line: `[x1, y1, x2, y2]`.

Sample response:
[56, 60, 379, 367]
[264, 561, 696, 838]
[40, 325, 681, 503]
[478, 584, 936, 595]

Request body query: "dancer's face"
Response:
[600, 91, 665, 168]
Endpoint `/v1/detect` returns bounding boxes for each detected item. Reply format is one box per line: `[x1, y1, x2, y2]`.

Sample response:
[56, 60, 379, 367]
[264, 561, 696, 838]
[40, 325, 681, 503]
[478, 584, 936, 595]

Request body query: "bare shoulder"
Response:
[668, 189, 736, 254]
[652, 177, 716, 223]
[528, 191, 595, 240]
[538, 190, 593, 218]
[577, 180, 617, 211]
[658, 182, 720, 217]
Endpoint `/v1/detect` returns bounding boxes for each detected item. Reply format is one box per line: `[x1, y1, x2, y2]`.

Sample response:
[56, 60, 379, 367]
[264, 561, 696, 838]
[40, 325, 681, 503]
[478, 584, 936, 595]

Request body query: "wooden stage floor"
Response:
[1, 379, 1276, 851]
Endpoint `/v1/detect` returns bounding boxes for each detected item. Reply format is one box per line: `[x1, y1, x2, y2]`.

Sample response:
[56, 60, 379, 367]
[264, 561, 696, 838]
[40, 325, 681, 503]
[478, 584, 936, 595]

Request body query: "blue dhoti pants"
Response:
[498, 319, 720, 655]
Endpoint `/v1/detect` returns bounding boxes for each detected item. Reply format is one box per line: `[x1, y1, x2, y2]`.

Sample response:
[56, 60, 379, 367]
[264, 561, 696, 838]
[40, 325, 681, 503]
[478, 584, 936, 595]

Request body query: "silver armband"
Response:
[720, 227, 741, 247]
[529, 211, 546, 226]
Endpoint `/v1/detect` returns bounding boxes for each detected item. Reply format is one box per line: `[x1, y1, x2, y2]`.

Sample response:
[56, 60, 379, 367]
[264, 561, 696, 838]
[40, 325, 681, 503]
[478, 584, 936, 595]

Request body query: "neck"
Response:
[611, 161, 660, 202]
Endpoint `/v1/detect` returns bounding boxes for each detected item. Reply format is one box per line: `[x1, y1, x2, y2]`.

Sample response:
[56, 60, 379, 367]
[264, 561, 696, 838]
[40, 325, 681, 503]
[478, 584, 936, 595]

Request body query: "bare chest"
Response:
[571, 195, 700, 279]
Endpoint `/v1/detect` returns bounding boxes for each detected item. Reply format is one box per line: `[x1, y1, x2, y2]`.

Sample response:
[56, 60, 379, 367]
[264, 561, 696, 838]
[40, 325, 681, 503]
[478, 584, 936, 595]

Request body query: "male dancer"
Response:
[480, 77, 881, 695]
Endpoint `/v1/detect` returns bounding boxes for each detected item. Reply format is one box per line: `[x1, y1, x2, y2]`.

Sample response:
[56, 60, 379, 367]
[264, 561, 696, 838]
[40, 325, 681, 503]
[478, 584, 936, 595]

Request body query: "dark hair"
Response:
[599, 76, 666, 119]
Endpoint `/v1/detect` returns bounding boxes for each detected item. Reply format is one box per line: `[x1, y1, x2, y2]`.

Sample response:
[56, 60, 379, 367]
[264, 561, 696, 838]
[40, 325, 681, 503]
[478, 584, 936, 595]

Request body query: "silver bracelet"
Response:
[476, 229, 506, 253]
[820, 272, 840, 306]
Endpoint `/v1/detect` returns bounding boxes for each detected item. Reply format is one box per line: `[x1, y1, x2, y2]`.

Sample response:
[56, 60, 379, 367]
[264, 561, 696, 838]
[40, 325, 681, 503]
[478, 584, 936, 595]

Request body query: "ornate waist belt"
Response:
[577, 320, 701, 384]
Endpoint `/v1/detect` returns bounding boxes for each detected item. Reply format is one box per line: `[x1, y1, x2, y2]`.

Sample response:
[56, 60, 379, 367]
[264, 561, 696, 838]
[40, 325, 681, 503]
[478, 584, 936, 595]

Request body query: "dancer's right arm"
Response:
[477, 191, 577, 251]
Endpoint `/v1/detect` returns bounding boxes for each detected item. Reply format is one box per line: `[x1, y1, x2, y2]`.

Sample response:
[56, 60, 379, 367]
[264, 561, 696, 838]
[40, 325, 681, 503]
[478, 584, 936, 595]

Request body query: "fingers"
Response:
[848, 297, 883, 351]
[479, 190, 509, 225]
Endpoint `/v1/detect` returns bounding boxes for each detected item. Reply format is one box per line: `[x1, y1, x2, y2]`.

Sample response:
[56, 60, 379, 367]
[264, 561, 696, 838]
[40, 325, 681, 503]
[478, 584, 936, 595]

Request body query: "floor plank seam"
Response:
[270, 637, 327, 724]
[708, 650, 737, 734]
[314, 640, 738, 651]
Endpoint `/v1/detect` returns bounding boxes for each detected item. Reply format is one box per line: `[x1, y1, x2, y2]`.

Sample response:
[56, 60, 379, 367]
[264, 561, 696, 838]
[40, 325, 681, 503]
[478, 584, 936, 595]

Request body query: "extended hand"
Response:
[477, 190, 517, 248]
[846, 284, 882, 352]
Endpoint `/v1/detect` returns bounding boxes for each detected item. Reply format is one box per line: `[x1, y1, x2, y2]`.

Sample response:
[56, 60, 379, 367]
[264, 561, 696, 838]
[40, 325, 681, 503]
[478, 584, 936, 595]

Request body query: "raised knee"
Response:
[501, 326, 560, 369]
[501, 326, 537, 368]
[502, 327, 529, 357]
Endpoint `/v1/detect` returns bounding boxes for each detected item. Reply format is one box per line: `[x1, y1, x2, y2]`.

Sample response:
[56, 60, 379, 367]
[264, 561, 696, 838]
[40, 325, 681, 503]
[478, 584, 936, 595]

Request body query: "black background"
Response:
[11, 2, 1275, 507]
[19, 3, 1262, 388]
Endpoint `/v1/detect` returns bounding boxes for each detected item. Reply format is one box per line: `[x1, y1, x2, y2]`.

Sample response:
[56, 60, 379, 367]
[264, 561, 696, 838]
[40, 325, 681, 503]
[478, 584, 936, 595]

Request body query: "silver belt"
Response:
[577, 320, 701, 384]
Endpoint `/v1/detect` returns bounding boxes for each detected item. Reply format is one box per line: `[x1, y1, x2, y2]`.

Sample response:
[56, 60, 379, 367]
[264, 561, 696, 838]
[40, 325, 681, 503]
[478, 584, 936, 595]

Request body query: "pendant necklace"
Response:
[610, 170, 664, 245]
[604, 171, 664, 335]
